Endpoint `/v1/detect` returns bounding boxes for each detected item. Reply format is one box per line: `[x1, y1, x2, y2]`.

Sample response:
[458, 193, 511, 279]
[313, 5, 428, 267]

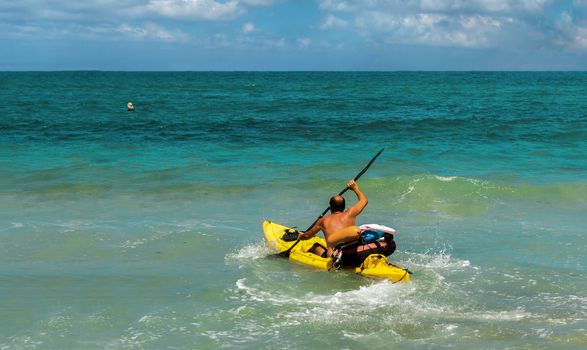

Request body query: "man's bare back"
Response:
[321, 211, 356, 243]
[298, 179, 368, 256]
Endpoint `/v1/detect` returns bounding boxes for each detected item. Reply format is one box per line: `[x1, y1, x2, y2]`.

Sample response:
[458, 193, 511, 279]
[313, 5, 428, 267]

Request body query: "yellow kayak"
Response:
[263, 220, 411, 283]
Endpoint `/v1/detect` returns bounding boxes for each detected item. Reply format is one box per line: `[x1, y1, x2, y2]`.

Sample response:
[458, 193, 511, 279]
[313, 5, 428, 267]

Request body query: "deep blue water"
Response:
[0, 72, 586, 349]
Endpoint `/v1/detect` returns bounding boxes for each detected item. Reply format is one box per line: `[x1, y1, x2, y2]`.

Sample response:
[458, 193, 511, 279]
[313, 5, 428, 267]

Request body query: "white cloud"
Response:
[0, 1, 148, 22]
[554, 11, 587, 49]
[416, 0, 552, 13]
[319, 0, 552, 15]
[354, 11, 503, 48]
[447, 0, 510, 12]
[556, 11, 574, 31]
[0, 0, 281, 23]
[194, 31, 286, 49]
[243, 21, 255, 33]
[241, 0, 278, 5]
[297, 37, 311, 48]
[321, 14, 349, 29]
[1, 0, 585, 54]
[575, 26, 587, 48]
[0, 0, 262, 41]
[0, 23, 43, 38]
[117, 22, 189, 41]
[0, 18, 190, 43]
[145, 0, 244, 21]
[316, 0, 577, 50]
[318, 0, 358, 13]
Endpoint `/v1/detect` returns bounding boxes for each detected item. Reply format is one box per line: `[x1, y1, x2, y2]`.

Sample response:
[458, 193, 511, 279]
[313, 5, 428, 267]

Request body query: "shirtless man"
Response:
[298, 179, 368, 257]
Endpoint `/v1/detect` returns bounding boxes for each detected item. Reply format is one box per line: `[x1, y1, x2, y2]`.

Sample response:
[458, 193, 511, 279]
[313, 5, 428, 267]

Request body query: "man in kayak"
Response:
[298, 179, 368, 257]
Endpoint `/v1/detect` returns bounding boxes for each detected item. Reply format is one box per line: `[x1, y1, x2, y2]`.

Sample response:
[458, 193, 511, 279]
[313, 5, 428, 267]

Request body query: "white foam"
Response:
[404, 250, 472, 270]
[157, 220, 210, 232]
[109, 320, 163, 348]
[396, 177, 422, 203]
[138, 315, 160, 324]
[119, 229, 181, 249]
[397, 184, 416, 203]
[309, 280, 410, 308]
[446, 324, 458, 331]
[230, 276, 538, 341]
[52, 219, 94, 233]
[233, 278, 413, 311]
[0, 336, 43, 350]
[465, 307, 530, 321]
[435, 176, 457, 182]
[342, 330, 396, 340]
[225, 243, 273, 262]
[47, 315, 71, 328]
[535, 328, 553, 338]
[537, 293, 587, 313]
[234, 278, 286, 304]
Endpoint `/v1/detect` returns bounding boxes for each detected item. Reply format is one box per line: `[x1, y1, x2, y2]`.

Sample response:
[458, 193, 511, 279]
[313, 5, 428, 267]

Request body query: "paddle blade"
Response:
[267, 251, 291, 259]
[267, 248, 292, 259]
[271, 239, 300, 258]
[277, 250, 292, 258]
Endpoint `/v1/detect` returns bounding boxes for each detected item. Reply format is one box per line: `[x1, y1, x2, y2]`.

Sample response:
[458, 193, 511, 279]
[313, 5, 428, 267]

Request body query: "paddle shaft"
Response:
[276, 148, 384, 258]
[303, 147, 384, 232]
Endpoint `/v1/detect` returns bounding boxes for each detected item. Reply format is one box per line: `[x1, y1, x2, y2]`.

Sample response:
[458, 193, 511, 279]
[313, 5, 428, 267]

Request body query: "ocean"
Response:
[0, 71, 585, 349]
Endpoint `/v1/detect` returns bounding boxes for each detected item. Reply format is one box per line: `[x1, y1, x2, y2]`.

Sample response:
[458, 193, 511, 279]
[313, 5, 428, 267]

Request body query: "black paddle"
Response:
[275, 148, 384, 258]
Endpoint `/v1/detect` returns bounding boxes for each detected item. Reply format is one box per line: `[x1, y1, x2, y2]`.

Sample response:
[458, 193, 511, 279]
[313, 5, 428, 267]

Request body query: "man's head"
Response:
[329, 195, 345, 213]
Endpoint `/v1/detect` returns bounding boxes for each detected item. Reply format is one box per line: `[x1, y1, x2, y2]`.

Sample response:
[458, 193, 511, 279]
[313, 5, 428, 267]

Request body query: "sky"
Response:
[1, 0, 587, 70]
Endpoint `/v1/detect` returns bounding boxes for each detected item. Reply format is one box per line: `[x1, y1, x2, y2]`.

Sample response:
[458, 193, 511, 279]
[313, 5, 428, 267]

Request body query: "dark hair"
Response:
[329, 195, 345, 213]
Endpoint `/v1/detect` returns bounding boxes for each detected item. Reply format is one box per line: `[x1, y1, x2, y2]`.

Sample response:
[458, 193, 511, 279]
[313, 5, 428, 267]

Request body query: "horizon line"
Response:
[1, 69, 586, 73]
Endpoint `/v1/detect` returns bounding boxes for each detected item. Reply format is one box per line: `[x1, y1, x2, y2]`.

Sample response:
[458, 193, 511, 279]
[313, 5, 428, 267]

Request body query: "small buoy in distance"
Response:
[127, 102, 135, 111]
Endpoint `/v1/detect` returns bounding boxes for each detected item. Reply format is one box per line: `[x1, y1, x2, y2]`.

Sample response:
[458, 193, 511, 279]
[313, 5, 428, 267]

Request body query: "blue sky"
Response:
[1, 0, 587, 70]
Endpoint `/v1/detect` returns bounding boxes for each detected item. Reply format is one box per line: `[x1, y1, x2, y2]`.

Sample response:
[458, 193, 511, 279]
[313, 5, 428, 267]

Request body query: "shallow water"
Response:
[0, 72, 586, 349]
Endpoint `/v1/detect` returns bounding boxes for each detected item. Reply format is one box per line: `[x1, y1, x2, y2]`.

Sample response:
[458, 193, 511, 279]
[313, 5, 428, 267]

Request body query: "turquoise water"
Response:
[0, 72, 586, 349]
